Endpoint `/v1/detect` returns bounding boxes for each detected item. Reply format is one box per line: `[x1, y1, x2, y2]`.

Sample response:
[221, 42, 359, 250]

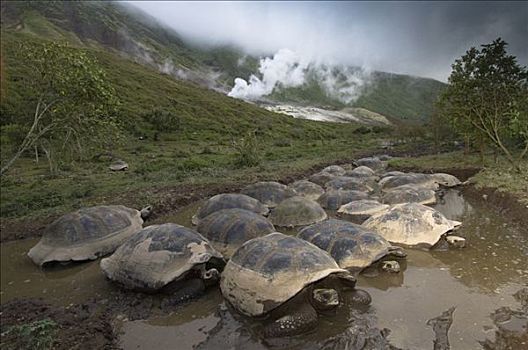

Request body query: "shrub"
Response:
[2, 318, 58, 350]
[142, 109, 181, 132]
[232, 130, 261, 167]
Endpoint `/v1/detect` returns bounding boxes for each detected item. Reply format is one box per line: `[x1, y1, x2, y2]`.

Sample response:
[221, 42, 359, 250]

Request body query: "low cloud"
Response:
[128, 1, 528, 82]
[228, 49, 371, 104]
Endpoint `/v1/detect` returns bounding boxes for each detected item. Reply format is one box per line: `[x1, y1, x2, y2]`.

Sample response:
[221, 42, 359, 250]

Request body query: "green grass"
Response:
[1, 319, 58, 350]
[0, 136, 383, 219]
[354, 72, 445, 122]
[389, 151, 528, 204]
[0, 31, 384, 220]
[268, 70, 445, 122]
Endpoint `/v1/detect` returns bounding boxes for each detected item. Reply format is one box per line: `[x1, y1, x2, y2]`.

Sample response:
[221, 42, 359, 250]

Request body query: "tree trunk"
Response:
[0, 98, 54, 175]
[41, 144, 54, 174]
[493, 148, 498, 164]
[478, 134, 484, 164]
[0, 147, 27, 175]
[492, 130, 522, 173]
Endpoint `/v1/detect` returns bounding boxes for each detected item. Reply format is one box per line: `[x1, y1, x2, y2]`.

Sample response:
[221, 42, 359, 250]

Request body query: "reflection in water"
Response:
[0, 239, 116, 305]
[360, 260, 408, 290]
[434, 190, 473, 221]
[432, 190, 528, 293]
[480, 289, 528, 350]
[1, 190, 527, 350]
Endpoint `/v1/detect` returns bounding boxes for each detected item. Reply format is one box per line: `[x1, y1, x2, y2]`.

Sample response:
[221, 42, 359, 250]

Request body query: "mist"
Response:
[227, 49, 371, 103]
[128, 1, 527, 83]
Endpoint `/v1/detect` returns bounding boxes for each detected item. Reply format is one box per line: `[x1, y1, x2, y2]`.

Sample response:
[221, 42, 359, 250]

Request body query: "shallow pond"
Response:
[1, 190, 527, 349]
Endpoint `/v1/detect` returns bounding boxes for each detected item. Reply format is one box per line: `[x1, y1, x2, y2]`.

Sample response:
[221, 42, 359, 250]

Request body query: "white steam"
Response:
[228, 49, 371, 104]
[318, 64, 371, 104]
[228, 49, 309, 100]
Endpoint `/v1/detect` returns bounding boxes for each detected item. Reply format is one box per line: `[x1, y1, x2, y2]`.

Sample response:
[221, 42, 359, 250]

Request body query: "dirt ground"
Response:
[0, 298, 115, 349]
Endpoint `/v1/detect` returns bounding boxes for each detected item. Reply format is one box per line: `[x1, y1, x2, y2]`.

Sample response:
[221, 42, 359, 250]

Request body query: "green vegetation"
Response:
[241, 67, 446, 124]
[354, 72, 445, 122]
[269, 70, 446, 122]
[1, 1, 446, 123]
[232, 131, 262, 167]
[437, 38, 528, 171]
[2, 2, 523, 227]
[1, 39, 120, 175]
[389, 151, 528, 205]
[1, 318, 58, 350]
[0, 31, 382, 220]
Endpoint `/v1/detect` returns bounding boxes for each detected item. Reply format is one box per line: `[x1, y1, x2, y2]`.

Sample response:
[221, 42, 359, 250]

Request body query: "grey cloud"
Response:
[128, 1, 528, 82]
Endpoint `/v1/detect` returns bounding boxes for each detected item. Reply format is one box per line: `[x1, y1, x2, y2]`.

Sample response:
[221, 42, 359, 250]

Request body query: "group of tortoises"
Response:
[27, 155, 467, 338]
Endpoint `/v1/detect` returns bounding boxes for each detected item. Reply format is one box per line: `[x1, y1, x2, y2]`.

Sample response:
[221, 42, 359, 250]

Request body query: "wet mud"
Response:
[2, 186, 528, 349]
[2, 148, 528, 350]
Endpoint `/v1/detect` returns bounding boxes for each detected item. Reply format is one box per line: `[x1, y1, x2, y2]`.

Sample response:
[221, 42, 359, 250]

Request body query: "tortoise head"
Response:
[140, 205, 153, 220]
[202, 268, 220, 287]
[311, 288, 339, 311]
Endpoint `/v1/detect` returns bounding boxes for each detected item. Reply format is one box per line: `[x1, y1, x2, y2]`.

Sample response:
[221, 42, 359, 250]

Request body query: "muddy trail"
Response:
[1, 184, 527, 350]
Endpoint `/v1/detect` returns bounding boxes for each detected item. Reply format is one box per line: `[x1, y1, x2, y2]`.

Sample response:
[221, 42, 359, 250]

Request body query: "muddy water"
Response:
[1, 190, 527, 349]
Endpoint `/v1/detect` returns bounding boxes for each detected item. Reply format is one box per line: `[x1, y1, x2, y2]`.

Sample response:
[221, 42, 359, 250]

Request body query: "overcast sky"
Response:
[128, 1, 528, 82]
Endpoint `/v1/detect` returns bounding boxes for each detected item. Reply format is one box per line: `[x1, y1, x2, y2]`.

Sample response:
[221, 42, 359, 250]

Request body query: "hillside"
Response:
[1, 28, 388, 220]
[1, 30, 362, 143]
[268, 69, 445, 122]
[354, 72, 445, 122]
[1, 1, 444, 122]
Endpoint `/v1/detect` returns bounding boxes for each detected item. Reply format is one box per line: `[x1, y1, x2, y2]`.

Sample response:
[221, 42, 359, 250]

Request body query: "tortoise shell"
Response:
[381, 185, 437, 205]
[241, 181, 297, 208]
[197, 208, 275, 258]
[318, 189, 369, 210]
[100, 223, 223, 291]
[325, 176, 374, 192]
[321, 165, 346, 176]
[192, 193, 269, 225]
[269, 196, 327, 227]
[289, 180, 325, 201]
[220, 232, 346, 316]
[363, 203, 461, 247]
[298, 219, 404, 271]
[28, 205, 144, 266]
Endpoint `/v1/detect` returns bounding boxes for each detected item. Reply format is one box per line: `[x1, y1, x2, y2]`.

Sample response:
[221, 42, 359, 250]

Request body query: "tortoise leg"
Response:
[262, 303, 318, 338]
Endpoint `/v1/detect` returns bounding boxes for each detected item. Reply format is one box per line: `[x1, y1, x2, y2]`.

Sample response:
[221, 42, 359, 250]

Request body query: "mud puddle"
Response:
[1, 190, 527, 349]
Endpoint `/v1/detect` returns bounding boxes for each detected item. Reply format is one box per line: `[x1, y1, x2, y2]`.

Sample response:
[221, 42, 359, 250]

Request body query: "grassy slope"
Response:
[1, 1, 445, 123]
[1, 1, 199, 67]
[354, 72, 445, 122]
[0, 31, 384, 220]
[270, 71, 445, 122]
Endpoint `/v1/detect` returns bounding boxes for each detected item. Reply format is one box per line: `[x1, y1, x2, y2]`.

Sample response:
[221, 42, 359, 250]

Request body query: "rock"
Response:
[109, 160, 128, 171]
